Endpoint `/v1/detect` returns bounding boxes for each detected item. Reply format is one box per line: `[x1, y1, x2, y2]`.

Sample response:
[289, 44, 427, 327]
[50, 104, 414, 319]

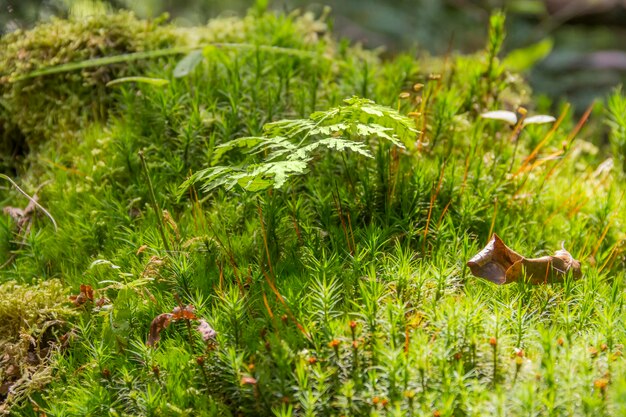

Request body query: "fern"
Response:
[181, 97, 418, 194]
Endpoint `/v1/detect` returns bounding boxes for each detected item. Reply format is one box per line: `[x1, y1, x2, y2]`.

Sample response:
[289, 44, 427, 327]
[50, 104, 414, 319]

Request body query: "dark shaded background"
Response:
[3, 0, 626, 109]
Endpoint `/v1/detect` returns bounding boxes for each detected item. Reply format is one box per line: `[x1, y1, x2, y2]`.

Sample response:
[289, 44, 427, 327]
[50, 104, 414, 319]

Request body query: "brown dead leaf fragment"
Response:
[69, 284, 94, 306]
[172, 305, 197, 320]
[467, 234, 523, 284]
[147, 313, 173, 346]
[95, 296, 111, 308]
[467, 234, 581, 285]
[3, 195, 38, 231]
[147, 305, 198, 347]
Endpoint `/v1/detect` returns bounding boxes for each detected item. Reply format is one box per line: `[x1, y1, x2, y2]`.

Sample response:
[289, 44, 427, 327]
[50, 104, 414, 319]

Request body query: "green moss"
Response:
[0, 9, 337, 172]
[0, 11, 176, 171]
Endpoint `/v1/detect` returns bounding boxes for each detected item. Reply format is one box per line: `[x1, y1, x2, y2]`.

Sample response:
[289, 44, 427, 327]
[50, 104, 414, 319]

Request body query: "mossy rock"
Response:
[0, 10, 340, 172]
[0, 12, 176, 170]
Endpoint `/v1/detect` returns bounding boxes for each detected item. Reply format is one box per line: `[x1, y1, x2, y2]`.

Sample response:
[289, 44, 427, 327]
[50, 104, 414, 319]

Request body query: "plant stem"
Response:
[138, 151, 171, 253]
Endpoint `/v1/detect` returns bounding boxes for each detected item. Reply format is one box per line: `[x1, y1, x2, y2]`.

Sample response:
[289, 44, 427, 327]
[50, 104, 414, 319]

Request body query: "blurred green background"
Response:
[3, 0, 626, 109]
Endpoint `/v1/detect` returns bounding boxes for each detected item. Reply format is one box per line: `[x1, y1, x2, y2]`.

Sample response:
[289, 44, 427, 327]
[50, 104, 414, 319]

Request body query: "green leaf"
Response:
[288, 138, 373, 161]
[178, 166, 235, 198]
[264, 119, 317, 139]
[173, 50, 205, 78]
[13, 43, 324, 82]
[233, 160, 310, 191]
[503, 38, 553, 72]
[311, 123, 348, 136]
[106, 77, 170, 87]
[212, 137, 266, 164]
[15, 47, 192, 81]
[213, 136, 295, 165]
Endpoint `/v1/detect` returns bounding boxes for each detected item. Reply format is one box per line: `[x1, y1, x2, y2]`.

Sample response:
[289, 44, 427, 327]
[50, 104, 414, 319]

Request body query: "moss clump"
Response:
[0, 279, 74, 414]
[0, 10, 340, 173]
[0, 11, 178, 170]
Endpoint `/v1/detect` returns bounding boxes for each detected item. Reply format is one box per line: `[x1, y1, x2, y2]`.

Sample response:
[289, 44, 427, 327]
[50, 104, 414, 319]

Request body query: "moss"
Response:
[0, 12, 176, 172]
[0, 279, 75, 414]
[0, 10, 344, 173]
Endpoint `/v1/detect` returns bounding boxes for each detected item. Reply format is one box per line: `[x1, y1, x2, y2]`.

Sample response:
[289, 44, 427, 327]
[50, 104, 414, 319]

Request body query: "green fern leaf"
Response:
[212, 136, 294, 164]
[233, 160, 310, 191]
[287, 138, 373, 161]
[182, 96, 416, 194]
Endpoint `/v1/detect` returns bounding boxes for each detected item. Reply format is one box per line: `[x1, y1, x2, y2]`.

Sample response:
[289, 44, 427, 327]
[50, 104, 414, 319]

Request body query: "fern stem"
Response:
[257, 199, 275, 278]
[332, 183, 353, 255]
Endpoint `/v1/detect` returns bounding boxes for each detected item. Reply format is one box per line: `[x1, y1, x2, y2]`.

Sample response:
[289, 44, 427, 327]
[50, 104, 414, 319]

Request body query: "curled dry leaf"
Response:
[172, 305, 197, 320]
[467, 234, 581, 285]
[197, 319, 217, 342]
[3, 194, 39, 231]
[147, 313, 173, 346]
[95, 296, 111, 308]
[147, 304, 198, 347]
[69, 284, 94, 306]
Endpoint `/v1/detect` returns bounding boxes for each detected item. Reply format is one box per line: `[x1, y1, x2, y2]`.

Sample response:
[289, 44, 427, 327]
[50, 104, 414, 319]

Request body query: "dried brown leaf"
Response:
[147, 313, 172, 346]
[82, 284, 94, 301]
[467, 234, 523, 284]
[3, 206, 25, 222]
[95, 296, 111, 308]
[3, 194, 40, 231]
[147, 305, 198, 347]
[172, 305, 197, 320]
[69, 284, 94, 306]
[468, 234, 581, 285]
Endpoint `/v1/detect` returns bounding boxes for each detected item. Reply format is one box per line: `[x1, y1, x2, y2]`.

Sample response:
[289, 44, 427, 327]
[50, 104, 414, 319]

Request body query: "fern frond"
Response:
[179, 166, 237, 196]
[287, 138, 373, 161]
[310, 97, 417, 147]
[212, 136, 295, 165]
[231, 160, 311, 191]
[264, 119, 317, 139]
[182, 96, 416, 194]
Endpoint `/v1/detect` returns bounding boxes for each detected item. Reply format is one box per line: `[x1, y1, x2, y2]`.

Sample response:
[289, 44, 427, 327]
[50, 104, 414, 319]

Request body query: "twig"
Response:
[0, 174, 57, 232]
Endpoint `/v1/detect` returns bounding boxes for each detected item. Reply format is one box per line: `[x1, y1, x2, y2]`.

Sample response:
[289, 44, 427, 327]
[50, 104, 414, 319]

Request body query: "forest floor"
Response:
[1, 7, 626, 417]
